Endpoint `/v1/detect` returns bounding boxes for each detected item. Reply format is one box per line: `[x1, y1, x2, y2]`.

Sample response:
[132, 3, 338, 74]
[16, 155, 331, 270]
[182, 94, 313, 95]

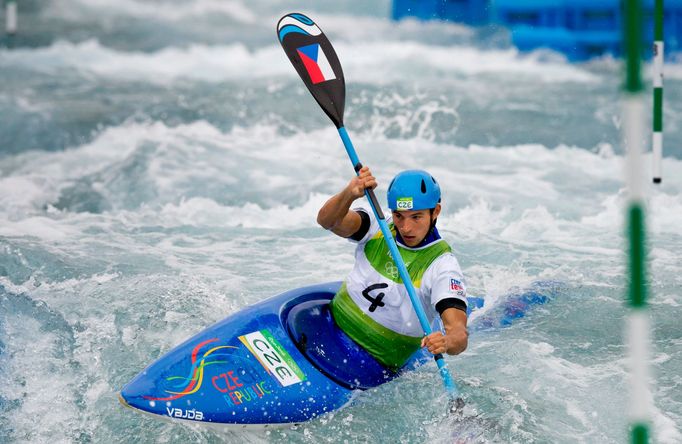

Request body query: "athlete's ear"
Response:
[432, 203, 441, 219]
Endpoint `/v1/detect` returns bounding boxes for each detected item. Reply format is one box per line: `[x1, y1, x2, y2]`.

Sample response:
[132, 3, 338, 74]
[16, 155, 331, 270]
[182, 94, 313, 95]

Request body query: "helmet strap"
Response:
[427, 208, 438, 236]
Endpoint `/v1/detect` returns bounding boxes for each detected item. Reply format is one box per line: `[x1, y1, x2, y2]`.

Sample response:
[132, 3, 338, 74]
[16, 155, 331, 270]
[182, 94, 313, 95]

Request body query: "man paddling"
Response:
[317, 167, 468, 370]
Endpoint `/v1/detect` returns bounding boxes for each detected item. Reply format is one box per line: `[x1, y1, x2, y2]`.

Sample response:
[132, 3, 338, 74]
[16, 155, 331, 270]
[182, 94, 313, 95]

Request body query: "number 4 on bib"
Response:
[362, 283, 389, 312]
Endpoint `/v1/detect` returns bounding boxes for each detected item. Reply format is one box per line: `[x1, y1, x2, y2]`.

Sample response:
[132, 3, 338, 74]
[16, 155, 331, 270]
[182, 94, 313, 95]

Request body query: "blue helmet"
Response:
[387, 170, 441, 211]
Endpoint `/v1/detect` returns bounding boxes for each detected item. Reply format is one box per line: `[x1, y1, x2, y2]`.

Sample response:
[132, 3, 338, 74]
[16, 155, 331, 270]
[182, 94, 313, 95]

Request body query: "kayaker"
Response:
[317, 166, 468, 370]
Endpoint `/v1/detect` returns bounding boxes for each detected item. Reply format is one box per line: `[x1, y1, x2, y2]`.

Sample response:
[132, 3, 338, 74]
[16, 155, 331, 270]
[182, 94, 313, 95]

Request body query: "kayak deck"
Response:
[119, 281, 552, 427]
[120, 282, 410, 427]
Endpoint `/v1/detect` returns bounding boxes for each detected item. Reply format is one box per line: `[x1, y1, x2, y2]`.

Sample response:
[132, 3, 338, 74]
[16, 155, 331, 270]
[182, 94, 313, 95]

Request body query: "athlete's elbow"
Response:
[317, 212, 335, 230]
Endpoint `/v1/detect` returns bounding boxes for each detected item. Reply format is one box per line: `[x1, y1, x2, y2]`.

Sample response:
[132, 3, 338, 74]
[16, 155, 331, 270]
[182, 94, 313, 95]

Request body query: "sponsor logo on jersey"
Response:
[239, 330, 306, 387]
[297, 43, 336, 84]
[450, 278, 463, 292]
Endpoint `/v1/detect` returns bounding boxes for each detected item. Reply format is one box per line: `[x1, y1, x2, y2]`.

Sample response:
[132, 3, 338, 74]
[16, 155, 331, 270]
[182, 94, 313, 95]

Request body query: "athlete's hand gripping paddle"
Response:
[277, 12, 463, 410]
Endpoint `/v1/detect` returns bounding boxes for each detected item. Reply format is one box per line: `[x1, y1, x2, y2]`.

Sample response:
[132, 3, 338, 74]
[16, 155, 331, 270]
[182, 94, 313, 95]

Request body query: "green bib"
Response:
[331, 225, 453, 369]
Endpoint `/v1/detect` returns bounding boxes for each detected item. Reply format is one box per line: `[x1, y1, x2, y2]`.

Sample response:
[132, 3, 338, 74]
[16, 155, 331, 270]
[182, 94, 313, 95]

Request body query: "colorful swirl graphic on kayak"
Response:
[143, 338, 238, 401]
[277, 13, 321, 42]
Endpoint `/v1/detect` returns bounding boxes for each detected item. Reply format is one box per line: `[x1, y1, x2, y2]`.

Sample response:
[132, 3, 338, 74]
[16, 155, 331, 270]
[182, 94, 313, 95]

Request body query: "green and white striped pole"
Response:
[623, 0, 652, 443]
[5, 0, 17, 35]
[652, 0, 664, 184]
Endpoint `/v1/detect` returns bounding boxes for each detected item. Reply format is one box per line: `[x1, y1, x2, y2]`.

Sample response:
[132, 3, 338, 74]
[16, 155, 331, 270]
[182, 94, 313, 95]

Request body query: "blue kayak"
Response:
[119, 281, 551, 427]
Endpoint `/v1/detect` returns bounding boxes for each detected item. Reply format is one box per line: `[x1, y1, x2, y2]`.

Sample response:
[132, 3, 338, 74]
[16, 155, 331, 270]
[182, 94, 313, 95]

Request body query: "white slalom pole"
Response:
[6, 0, 17, 35]
[623, 0, 652, 442]
[652, 0, 664, 184]
[624, 94, 652, 444]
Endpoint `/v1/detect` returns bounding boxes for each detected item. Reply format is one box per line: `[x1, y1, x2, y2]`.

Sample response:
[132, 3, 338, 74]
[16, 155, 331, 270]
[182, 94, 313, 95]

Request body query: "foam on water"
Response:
[0, 38, 599, 85]
[45, 0, 258, 23]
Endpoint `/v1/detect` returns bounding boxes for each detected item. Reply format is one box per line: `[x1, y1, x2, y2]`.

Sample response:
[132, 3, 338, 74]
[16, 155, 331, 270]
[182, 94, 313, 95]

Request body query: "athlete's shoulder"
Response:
[349, 204, 383, 244]
[429, 250, 463, 274]
[424, 251, 467, 298]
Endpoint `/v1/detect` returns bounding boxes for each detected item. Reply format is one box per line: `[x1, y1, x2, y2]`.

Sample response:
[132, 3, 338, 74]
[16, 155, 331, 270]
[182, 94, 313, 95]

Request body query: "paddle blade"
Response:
[277, 13, 346, 128]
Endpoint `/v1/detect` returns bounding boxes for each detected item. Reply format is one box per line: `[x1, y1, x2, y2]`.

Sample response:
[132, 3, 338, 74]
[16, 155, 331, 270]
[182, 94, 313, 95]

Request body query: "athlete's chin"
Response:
[403, 236, 419, 246]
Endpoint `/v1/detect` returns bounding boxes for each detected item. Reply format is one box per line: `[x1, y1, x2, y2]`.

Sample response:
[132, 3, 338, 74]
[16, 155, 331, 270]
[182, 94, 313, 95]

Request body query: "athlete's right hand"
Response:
[346, 166, 377, 199]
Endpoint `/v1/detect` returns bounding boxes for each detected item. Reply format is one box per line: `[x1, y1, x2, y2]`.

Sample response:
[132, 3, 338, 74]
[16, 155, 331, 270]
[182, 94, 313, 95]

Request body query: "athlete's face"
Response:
[391, 204, 441, 247]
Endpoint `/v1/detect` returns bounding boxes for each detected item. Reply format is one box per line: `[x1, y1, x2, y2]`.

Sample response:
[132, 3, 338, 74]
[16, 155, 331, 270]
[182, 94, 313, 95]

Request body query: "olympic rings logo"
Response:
[385, 262, 398, 278]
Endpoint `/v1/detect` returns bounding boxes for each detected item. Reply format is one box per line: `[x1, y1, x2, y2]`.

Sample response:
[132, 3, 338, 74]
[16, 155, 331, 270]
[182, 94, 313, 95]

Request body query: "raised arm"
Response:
[317, 166, 377, 238]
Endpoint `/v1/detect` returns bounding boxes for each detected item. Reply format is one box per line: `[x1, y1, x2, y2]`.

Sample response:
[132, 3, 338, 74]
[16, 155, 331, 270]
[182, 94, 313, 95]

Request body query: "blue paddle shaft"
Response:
[337, 126, 459, 399]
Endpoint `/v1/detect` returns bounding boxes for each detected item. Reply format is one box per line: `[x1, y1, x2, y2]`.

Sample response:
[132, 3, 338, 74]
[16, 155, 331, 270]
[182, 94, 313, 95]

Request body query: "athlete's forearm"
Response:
[444, 328, 468, 355]
[421, 326, 467, 356]
[317, 189, 357, 230]
[318, 166, 376, 235]
[437, 307, 468, 355]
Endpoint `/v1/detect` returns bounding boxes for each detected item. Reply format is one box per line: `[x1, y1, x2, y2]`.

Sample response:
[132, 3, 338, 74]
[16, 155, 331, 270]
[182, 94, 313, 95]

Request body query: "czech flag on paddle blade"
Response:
[297, 43, 336, 84]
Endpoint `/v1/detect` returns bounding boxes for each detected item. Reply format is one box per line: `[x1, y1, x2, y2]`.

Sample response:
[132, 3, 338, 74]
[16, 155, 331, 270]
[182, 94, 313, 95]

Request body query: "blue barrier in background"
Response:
[393, 0, 490, 25]
[392, 0, 682, 60]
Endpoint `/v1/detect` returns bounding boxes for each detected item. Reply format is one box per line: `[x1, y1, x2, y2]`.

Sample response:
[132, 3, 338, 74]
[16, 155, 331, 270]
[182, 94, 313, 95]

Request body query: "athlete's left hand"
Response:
[421, 332, 449, 355]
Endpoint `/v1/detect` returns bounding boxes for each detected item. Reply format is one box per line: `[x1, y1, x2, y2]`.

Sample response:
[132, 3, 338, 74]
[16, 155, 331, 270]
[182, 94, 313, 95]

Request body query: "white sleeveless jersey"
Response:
[342, 206, 468, 338]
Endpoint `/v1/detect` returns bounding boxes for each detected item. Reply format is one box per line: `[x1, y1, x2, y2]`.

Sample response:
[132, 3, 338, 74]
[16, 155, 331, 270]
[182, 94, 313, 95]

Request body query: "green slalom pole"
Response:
[652, 0, 664, 184]
[623, 0, 652, 443]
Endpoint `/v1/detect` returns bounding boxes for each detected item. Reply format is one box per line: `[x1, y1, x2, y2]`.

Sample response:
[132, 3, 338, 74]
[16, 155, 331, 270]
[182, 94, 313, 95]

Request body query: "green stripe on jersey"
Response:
[330, 283, 421, 369]
[363, 224, 451, 286]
